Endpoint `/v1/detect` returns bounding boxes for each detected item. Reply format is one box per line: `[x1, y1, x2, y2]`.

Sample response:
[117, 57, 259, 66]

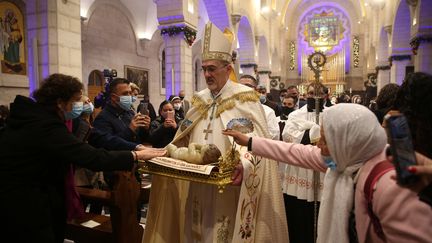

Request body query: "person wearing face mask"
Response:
[88, 78, 151, 151]
[149, 100, 181, 148]
[169, 95, 185, 121]
[0, 73, 167, 243]
[224, 103, 432, 243]
[178, 90, 191, 114]
[275, 89, 288, 117]
[257, 84, 278, 113]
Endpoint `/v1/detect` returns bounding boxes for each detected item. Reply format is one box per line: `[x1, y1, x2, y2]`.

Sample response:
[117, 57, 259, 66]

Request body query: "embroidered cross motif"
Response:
[203, 123, 213, 140]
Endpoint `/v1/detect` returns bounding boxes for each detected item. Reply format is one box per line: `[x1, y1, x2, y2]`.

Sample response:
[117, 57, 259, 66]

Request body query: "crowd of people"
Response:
[1, 20, 432, 243]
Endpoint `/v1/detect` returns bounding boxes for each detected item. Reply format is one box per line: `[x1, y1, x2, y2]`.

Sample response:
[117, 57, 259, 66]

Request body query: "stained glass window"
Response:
[307, 12, 340, 48]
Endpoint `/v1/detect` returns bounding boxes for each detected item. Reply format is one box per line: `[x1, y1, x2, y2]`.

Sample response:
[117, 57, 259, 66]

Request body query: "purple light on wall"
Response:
[297, 5, 352, 71]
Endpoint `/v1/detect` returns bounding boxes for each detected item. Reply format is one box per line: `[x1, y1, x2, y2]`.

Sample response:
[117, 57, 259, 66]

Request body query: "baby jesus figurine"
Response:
[166, 143, 222, 165]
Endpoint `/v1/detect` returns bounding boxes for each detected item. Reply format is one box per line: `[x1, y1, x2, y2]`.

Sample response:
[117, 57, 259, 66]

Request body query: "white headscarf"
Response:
[317, 104, 387, 243]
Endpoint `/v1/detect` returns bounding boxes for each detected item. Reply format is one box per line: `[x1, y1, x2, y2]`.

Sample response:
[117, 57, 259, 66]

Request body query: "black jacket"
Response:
[149, 116, 180, 148]
[88, 103, 149, 150]
[0, 96, 134, 243]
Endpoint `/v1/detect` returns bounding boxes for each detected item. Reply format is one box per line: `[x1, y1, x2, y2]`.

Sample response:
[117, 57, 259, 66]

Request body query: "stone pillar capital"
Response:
[406, 0, 418, 7]
[383, 25, 392, 35]
[231, 14, 242, 26]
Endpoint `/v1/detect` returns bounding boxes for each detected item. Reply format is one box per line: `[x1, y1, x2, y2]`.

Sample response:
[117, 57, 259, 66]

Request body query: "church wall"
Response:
[81, 3, 165, 106]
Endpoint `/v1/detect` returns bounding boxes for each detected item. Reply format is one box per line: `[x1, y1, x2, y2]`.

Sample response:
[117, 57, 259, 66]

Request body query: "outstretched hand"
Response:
[222, 129, 250, 146]
[136, 147, 167, 161]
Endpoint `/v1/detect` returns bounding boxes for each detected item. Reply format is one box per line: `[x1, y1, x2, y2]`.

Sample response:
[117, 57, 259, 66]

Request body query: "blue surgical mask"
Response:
[131, 96, 137, 103]
[82, 102, 94, 114]
[118, 95, 132, 111]
[259, 95, 266, 104]
[322, 155, 337, 171]
[64, 102, 83, 120]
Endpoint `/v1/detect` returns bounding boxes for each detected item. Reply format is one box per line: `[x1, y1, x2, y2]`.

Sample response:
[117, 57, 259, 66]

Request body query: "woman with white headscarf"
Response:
[223, 103, 432, 243]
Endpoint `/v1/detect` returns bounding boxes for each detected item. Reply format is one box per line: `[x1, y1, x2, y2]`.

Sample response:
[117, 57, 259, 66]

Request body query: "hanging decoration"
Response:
[289, 41, 296, 70]
[410, 35, 432, 55]
[388, 55, 411, 67]
[161, 25, 197, 46]
[353, 36, 360, 68]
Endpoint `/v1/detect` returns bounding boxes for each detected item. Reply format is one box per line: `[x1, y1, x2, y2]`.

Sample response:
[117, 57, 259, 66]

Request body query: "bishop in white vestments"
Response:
[143, 21, 288, 243]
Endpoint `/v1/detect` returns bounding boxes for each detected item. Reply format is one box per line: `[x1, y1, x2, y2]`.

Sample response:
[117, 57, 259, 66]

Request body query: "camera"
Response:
[103, 69, 117, 79]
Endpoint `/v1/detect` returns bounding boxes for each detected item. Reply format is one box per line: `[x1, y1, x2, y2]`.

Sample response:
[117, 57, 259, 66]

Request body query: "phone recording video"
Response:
[385, 113, 419, 185]
[166, 111, 175, 120]
[139, 103, 149, 116]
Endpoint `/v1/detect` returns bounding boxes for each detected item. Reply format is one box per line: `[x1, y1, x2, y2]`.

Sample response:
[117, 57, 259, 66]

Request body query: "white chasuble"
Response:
[281, 105, 325, 202]
[143, 80, 288, 243]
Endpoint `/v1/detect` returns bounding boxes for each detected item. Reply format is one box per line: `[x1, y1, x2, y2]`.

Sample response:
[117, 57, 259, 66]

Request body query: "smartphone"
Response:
[385, 113, 419, 185]
[139, 103, 149, 116]
[167, 111, 175, 120]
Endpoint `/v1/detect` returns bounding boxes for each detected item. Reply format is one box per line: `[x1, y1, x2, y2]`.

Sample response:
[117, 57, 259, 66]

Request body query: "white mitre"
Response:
[202, 21, 234, 62]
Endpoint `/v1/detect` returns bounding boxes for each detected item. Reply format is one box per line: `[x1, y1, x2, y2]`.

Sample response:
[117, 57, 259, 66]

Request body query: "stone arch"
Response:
[237, 16, 256, 65]
[201, 0, 231, 30]
[257, 36, 270, 70]
[84, 0, 138, 39]
[391, 0, 411, 55]
[82, 3, 137, 86]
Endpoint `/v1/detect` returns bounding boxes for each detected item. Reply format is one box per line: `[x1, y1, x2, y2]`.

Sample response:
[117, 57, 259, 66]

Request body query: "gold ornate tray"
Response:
[138, 148, 240, 193]
[139, 160, 233, 193]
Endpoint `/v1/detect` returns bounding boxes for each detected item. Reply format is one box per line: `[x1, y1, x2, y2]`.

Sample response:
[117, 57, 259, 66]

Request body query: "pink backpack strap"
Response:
[363, 160, 394, 242]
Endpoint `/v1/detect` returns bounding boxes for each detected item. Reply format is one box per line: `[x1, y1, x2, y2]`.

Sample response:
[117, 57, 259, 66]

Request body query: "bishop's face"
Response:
[202, 60, 231, 95]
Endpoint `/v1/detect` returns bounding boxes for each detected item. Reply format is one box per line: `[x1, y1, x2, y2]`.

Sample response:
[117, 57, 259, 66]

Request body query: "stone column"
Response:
[411, 35, 432, 73]
[257, 70, 271, 90]
[27, 0, 82, 85]
[389, 55, 412, 85]
[376, 65, 391, 91]
[239, 63, 257, 77]
[231, 14, 241, 76]
[156, 0, 198, 98]
[161, 26, 195, 98]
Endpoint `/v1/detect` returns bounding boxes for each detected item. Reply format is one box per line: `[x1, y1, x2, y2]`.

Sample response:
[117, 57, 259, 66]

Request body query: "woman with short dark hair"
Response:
[0, 73, 165, 243]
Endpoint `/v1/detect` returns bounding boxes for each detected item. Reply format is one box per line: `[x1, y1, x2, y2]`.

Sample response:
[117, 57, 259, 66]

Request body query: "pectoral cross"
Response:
[203, 123, 213, 140]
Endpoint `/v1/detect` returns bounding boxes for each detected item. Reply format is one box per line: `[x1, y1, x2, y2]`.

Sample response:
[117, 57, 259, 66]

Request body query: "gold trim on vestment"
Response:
[191, 90, 259, 119]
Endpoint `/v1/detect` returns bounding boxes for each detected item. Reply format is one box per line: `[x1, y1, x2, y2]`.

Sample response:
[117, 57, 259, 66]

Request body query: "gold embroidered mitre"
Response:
[202, 21, 234, 63]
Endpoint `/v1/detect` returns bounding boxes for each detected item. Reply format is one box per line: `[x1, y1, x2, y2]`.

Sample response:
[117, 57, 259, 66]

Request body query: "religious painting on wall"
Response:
[124, 65, 149, 96]
[0, 1, 26, 75]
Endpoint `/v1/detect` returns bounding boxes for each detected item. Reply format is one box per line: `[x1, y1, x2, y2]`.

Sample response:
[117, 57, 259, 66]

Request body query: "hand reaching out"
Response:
[135, 147, 167, 161]
[222, 129, 250, 146]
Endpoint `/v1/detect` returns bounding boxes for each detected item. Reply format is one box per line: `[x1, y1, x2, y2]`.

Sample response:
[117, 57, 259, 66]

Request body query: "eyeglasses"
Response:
[201, 65, 228, 73]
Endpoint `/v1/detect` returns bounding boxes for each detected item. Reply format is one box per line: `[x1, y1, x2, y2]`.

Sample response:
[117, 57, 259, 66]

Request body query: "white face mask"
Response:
[173, 103, 181, 110]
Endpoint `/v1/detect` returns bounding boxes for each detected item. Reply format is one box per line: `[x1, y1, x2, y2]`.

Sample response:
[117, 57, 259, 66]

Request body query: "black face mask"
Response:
[179, 96, 185, 100]
[307, 98, 324, 112]
[282, 107, 294, 115]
